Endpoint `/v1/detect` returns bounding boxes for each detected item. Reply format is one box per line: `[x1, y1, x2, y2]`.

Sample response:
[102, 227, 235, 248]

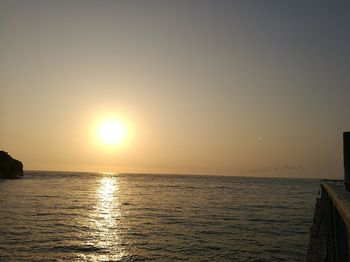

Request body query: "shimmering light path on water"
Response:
[0, 172, 319, 261]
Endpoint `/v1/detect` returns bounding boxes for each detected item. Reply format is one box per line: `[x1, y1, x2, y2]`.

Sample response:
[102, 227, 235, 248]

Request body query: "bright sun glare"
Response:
[97, 119, 127, 146]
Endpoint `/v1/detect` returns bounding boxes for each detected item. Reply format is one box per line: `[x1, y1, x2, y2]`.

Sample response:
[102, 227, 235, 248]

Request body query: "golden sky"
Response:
[1, 1, 349, 178]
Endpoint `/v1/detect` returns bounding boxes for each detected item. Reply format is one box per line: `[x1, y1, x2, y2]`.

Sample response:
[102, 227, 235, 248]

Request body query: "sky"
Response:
[1, 1, 349, 178]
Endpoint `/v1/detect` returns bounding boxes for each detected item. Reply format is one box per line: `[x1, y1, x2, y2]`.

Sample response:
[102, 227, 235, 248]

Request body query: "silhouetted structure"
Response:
[344, 132, 350, 191]
[0, 151, 23, 179]
[307, 133, 350, 261]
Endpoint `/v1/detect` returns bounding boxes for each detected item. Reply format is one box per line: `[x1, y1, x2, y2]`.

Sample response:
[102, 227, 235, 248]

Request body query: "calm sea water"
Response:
[0, 172, 319, 261]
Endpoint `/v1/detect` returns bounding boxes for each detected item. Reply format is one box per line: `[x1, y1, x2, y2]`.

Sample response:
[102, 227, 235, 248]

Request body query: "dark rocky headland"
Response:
[0, 151, 23, 179]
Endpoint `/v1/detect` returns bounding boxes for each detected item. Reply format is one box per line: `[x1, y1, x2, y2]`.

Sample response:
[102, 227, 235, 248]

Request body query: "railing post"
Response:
[344, 132, 350, 191]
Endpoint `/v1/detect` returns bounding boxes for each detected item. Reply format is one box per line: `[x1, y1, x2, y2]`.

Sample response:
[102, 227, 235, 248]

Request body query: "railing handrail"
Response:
[322, 183, 350, 231]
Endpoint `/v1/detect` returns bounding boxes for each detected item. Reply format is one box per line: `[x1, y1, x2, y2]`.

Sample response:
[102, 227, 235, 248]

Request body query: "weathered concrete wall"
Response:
[307, 181, 350, 262]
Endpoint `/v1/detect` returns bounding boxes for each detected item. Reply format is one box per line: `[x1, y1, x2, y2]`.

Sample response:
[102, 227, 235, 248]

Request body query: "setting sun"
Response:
[98, 120, 126, 146]
[94, 117, 131, 149]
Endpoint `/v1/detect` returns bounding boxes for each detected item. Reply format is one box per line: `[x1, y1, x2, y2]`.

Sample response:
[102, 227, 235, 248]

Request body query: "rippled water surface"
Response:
[0, 172, 319, 261]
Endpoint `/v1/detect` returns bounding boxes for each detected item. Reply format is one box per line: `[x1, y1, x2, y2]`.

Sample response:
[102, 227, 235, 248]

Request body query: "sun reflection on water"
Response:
[99, 176, 117, 201]
[79, 175, 127, 260]
[96, 176, 118, 224]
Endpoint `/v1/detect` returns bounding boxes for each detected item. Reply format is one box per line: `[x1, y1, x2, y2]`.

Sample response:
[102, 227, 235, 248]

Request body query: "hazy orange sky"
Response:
[1, 1, 349, 178]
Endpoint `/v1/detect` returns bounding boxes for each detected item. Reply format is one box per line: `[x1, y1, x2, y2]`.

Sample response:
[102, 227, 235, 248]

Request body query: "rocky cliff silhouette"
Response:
[0, 151, 23, 179]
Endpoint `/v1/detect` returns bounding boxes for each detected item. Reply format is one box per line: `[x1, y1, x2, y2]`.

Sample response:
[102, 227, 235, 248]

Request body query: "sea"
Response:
[0, 172, 320, 261]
